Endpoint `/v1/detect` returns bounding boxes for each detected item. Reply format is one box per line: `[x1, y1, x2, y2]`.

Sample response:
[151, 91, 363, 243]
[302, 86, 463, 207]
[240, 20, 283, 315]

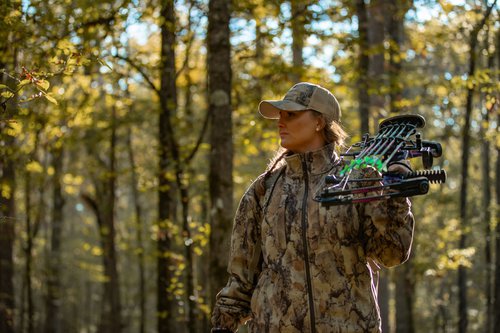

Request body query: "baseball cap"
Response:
[259, 82, 341, 122]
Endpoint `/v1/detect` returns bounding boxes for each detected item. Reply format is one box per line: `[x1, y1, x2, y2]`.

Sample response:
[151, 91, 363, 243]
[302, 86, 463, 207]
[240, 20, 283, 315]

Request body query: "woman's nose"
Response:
[277, 117, 285, 128]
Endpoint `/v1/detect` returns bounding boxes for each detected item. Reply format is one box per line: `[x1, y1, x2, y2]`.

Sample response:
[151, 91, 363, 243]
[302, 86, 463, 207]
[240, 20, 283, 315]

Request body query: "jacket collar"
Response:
[284, 144, 340, 177]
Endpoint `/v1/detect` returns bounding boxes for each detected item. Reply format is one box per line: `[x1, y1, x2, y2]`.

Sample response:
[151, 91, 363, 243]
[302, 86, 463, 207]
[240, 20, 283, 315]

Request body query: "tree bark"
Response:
[493, 23, 500, 333]
[158, 0, 177, 331]
[481, 105, 492, 333]
[395, 261, 415, 333]
[207, 0, 233, 317]
[82, 106, 122, 333]
[45, 144, 65, 333]
[458, 3, 496, 332]
[368, 0, 386, 122]
[0, 141, 15, 333]
[494, 111, 500, 333]
[481, 32, 495, 333]
[24, 169, 35, 333]
[0, 5, 17, 328]
[290, 0, 307, 83]
[355, 0, 370, 135]
[126, 128, 146, 333]
[367, 1, 389, 329]
[387, 0, 408, 114]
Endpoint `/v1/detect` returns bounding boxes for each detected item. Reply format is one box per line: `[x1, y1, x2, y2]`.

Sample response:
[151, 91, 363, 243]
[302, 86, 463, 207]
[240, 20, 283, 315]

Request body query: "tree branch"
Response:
[114, 54, 160, 96]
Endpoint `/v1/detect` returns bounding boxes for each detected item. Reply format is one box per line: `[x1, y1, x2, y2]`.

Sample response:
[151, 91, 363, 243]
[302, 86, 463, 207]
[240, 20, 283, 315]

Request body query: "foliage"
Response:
[0, 0, 498, 332]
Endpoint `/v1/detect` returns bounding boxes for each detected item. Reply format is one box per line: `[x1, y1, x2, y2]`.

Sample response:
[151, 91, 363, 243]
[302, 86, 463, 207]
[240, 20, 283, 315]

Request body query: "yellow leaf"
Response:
[26, 161, 43, 173]
[1, 184, 12, 199]
[36, 80, 50, 91]
[17, 80, 31, 89]
[91, 246, 103, 256]
[1, 91, 14, 98]
[436, 86, 447, 97]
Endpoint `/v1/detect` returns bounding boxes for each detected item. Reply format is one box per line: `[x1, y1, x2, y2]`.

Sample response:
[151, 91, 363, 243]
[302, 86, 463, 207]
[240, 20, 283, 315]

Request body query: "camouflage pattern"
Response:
[212, 144, 414, 332]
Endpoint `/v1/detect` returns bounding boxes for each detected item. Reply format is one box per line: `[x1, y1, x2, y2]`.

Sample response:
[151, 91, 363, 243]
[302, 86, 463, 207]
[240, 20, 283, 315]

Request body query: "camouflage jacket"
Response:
[212, 144, 414, 333]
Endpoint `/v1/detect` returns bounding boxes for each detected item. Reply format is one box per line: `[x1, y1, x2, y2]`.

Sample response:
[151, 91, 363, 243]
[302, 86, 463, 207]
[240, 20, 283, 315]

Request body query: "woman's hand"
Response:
[387, 160, 412, 174]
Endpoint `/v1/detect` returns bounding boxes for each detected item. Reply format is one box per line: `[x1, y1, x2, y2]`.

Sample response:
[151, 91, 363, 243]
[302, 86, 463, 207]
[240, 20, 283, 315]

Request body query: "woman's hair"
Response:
[312, 111, 348, 148]
[264, 110, 348, 175]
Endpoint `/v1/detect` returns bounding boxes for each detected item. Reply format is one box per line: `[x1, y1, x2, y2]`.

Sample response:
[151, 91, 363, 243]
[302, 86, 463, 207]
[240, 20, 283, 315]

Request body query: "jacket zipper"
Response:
[301, 156, 316, 333]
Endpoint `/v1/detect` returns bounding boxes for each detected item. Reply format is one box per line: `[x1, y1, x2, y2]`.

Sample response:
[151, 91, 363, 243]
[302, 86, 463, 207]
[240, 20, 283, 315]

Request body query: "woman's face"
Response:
[278, 110, 325, 153]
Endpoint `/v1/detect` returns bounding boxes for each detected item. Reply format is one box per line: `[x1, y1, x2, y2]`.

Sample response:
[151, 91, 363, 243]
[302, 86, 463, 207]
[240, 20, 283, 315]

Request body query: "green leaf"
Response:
[36, 79, 50, 91]
[45, 93, 58, 105]
[1, 91, 14, 98]
[16, 79, 31, 92]
[0, 84, 10, 90]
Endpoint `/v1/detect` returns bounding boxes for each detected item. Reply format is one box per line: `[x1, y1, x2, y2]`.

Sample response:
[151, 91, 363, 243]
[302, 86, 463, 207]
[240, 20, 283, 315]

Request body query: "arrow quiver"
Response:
[315, 114, 447, 206]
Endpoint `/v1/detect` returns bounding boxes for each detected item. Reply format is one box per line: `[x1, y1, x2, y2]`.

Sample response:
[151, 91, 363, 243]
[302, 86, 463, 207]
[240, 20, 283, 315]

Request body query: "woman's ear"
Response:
[317, 117, 326, 131]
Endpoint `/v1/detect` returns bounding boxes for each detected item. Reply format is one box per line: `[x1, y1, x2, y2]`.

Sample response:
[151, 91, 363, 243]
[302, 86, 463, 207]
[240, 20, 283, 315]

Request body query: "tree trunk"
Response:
[395, 261, 415, 333]
[458, 4, 496, 332]
[179, 178, 196, 333]
[367, 1, 389, 329]
[481, 105, 492, 333]
[368, 0, 386, 122]
[378, 271, 390, 333]
[457, 37, 474, 333]
[481, 33, 495, 333]
[290, 0, 307, 83]
[158, 0, 177, 331]
[355, 0, 370, 135]
[0, 145, 15, 333]
[126, 128, 146, 333]
[45, 144, 65, 333]
[0, 12, 17, 330]
[207, 0, 233, 316]
[493, 24, 500, 333]
[387, 0, 407, 114]
[494, 110, 500, 333]
[82, 106, 122, 333]
[100, 106, 121, 333]
[24, 171, 35, 333]
[492, 18, 500, 333]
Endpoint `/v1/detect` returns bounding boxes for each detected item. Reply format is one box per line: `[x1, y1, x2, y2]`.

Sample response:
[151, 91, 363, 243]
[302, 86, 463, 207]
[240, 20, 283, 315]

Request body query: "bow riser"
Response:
[315, 114, 446, 206]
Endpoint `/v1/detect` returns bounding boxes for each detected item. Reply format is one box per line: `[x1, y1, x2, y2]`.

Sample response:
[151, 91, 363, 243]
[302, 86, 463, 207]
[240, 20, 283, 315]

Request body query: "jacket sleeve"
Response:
[357, 169, 415, 268]
[211, 178, 264, 331]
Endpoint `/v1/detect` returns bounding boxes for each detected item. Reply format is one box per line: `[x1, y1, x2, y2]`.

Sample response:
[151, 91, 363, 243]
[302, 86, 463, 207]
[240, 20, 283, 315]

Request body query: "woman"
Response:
[211, 82, 414, 333]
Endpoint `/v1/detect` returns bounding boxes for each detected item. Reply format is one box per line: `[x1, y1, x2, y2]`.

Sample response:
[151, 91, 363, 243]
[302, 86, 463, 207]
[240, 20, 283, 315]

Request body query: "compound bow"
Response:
[315, 114, 447, 206]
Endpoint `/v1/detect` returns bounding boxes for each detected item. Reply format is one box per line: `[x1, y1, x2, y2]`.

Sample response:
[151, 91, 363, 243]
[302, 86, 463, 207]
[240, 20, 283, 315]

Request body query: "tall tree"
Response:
[458, 3, 496, 333]
[385, 2, 416, 332]
[290, 0, 307, 82]
[158, 0, 177, 331]
[355, 0, 370, 135]
[494, 118, 500, 333]
[367, 1, 389, 329]
[387, 0, 409, 114]
[493, 19, 500, 333]
[367, 0, 386, 122]
[481, 28, 495, 333]
[81, 104, 122, 333]
[207, 0, 233, 318]
[0, 1, 19, 332]
[45, 142, 65, 333]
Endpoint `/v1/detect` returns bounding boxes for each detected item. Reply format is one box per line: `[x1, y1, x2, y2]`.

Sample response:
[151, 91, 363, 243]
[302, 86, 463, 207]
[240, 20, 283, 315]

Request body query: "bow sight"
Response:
[315, 114, 447, 206]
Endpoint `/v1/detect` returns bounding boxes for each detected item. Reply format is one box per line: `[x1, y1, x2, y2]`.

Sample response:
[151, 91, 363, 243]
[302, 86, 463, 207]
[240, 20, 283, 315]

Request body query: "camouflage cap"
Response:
[259, 82, 341, 122]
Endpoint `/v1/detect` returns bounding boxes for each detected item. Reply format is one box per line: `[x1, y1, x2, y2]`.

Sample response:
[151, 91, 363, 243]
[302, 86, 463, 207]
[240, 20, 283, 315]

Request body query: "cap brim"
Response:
[258, 100, 309, 119]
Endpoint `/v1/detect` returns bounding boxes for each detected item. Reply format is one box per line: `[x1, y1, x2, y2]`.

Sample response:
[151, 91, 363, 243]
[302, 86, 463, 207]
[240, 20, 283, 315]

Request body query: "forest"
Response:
[0, 0, 499, 332]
